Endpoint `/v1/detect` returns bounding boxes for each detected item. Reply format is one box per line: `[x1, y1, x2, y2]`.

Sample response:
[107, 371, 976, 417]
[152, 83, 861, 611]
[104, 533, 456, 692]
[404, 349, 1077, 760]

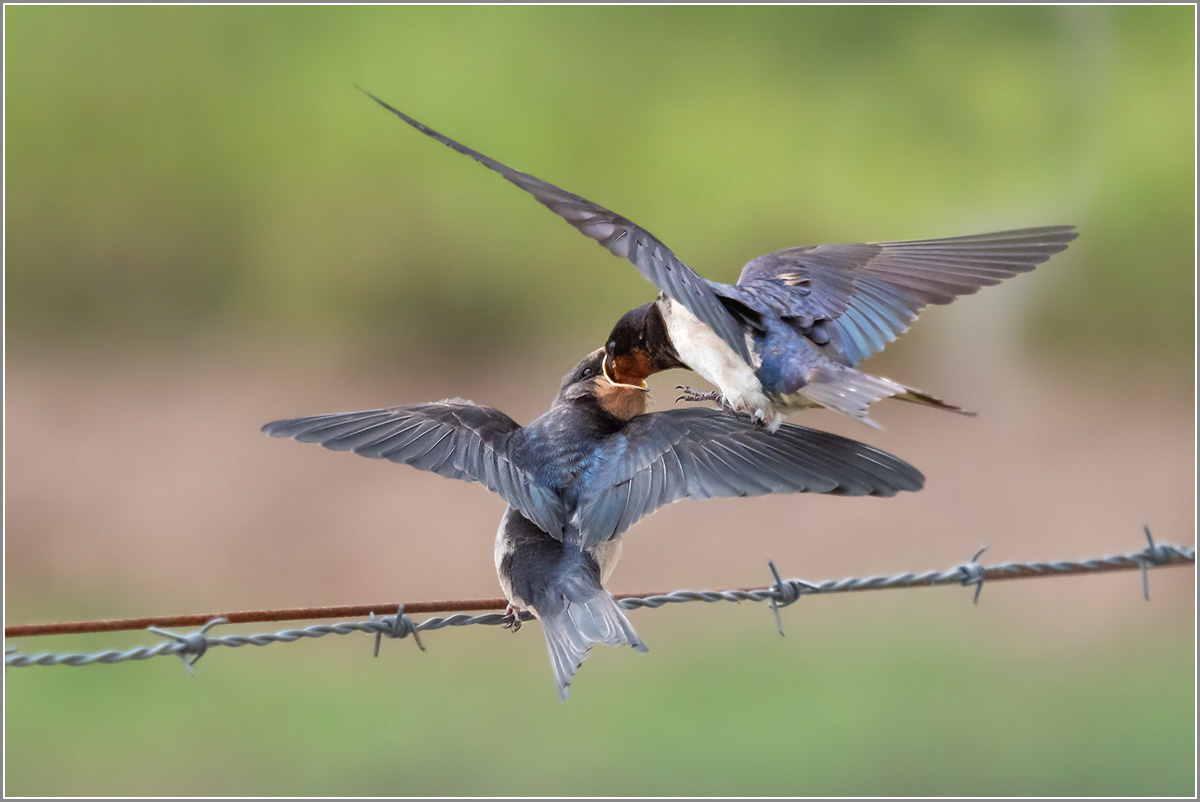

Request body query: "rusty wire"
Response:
[5, 528, 1192, 670]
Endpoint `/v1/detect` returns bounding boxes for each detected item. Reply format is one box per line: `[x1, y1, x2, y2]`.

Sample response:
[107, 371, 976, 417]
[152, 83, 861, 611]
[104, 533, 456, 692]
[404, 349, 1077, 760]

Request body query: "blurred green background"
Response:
[4, 4, 1194, 360]
[5, 5, 1195, 797]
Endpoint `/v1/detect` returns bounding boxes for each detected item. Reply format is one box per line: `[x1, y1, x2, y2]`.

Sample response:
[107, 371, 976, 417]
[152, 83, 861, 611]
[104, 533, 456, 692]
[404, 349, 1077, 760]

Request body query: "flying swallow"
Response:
[263, 349, 924, 699]
[359, 90, 1078, 430]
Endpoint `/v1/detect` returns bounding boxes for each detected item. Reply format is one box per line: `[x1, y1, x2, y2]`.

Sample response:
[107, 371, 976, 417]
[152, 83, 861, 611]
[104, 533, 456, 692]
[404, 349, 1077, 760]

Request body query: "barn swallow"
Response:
[359, 90, 1078, 430]
[263, 349, 924, 699]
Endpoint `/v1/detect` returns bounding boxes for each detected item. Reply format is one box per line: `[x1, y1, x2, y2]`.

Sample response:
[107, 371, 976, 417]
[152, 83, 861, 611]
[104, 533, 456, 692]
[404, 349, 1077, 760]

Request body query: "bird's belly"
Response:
[661, 298, 770, 414]
[494, 509, 521, 608]
[591, 537, 623, 585]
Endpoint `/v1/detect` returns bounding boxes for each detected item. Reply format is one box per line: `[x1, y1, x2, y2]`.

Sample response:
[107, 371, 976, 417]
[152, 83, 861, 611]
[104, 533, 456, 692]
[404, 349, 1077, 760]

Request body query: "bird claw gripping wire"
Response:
[370, 606, 424, 657]
[958, 547, 988, 605]
[1135, 525, 1171, 601]
[766, 559, 817, 637]
[147, 617, 227, 676]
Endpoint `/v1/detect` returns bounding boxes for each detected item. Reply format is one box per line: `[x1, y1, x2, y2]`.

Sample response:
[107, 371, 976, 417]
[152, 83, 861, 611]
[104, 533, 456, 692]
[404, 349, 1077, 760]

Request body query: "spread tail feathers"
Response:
[799, 366, 974, 426]
[540, 592, 647, 701]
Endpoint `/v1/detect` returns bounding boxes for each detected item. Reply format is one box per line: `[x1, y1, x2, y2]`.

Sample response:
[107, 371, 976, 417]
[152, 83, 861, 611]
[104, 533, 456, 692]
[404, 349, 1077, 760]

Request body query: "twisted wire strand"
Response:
[5, 612, 515, 668]
[6, 538, 1193, 670]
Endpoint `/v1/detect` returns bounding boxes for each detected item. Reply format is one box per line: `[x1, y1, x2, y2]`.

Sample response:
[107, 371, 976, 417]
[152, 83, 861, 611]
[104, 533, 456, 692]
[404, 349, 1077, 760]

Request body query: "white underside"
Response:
[659, 298, 917, 430]
[593, 537, 623, 585]
[494, 509, 518, 607]
[659, 297, 777, 427]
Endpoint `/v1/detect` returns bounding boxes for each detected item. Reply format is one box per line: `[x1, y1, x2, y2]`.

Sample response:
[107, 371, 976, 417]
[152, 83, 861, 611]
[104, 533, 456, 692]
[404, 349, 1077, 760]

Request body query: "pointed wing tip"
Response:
[259, 418, 347, 447]
[357, 88, 439, 139]
[261, 418, 300, 437]
[883, 454, 926, 492]
[1042, 224, 1080, 245]
[865, 473, 925, 497]
[1009, 224, 1079, 252]
[356, 85, 385, 105]
[359, 88, 407, 119]
[898, 464, 927, 493]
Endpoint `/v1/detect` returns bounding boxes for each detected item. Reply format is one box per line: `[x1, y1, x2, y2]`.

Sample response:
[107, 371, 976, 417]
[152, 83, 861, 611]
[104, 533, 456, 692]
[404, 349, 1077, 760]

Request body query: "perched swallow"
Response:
[492, 504, 639, 701]
[359, 90, 1078, 430]
[263, 349, 924, 698]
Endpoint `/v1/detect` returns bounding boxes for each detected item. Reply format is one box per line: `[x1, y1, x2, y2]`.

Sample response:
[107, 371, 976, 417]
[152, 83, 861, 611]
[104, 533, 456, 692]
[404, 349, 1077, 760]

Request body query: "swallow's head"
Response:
[558, 348, 607, 397]
[558, 347, 649, 420]
[604, 302, 684, 387]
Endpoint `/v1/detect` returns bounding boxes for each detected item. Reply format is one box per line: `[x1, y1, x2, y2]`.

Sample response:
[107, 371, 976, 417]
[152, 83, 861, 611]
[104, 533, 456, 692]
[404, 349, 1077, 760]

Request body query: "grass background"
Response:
[6, 597, 1194, 796]
[4, 5, 1194, 361]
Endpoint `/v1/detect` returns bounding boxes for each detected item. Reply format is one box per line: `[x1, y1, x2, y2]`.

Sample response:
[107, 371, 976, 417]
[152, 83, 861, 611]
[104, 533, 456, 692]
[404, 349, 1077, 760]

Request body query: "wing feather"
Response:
[738, 225, 1078, 364]
[576, 408, 923, 545]
[262, 401, 566, 537]
[361, 90, 750, 362]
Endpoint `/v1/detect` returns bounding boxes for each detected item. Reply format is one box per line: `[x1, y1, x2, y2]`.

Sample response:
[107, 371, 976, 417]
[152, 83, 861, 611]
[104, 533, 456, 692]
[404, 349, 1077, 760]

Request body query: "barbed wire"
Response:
[5, 527, 1193, 670]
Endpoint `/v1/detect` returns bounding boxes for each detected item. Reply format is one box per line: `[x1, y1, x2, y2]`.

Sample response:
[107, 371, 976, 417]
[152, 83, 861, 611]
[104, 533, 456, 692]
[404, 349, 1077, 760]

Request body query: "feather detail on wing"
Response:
[361, 90, 750, 362]
[262, 400, 567, 538]
[575, 408, 924, 546]
[737, 226, 1078, 364]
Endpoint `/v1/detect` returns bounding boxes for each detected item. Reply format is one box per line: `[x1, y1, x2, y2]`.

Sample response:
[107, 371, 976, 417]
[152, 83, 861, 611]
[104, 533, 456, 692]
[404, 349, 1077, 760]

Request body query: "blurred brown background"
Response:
[5, 5, 1194, 797]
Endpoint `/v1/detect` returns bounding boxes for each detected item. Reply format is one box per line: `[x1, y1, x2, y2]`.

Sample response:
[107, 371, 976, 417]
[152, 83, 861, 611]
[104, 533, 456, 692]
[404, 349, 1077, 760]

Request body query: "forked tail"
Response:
[799, 365, 975, 427]
[891, 386, 975, 416]
[540, 591, 647, 702]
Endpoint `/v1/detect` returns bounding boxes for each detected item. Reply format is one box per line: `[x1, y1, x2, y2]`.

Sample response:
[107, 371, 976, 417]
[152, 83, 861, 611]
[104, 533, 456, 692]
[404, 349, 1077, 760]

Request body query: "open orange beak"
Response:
[603, 353, 648, 390]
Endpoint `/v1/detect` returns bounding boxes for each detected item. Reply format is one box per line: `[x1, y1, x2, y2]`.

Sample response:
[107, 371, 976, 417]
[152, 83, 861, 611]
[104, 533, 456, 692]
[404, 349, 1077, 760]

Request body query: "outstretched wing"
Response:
[262, 400, 567, 537]
[361, 89, 750, 363]
[736, 226, 1078, 364]
[575, 408, 924, 546]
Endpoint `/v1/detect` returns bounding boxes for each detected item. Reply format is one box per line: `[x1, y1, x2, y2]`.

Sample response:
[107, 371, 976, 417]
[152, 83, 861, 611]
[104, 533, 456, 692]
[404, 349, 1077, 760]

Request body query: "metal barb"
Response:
[147, 617, 227, 676]
[959, 547, 989, 605]
[767, 559, 786, 636]
[765, 558, 817, 637]
[371, 606, 425, 657]
[1136, 525, 1170, 601]
[7, 542, 1193, 670]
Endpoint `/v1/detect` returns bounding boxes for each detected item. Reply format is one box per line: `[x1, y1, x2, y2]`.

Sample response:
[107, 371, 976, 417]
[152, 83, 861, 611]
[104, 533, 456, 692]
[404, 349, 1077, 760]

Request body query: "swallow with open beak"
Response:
[263, 349, 924, 699]
[360, 90, 1078, 430]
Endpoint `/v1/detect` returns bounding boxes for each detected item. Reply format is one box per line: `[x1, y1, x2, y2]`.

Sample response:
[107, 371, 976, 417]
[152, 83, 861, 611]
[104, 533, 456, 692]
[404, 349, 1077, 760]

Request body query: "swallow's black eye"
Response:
[581, 367, 594, 378]
[607, 340, 617, 354]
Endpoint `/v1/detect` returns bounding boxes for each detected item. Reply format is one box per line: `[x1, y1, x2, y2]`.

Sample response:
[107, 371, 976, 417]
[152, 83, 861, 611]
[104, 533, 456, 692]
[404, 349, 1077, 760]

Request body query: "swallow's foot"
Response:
[675, 386, 778, 429]
[675, 385, 725, 406]
[503, 604, 523, 632]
